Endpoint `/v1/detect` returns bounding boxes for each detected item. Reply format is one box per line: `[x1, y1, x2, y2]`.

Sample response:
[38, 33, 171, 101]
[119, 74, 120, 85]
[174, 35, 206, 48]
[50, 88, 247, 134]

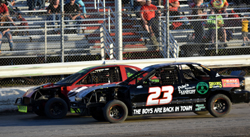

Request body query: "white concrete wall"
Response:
[0, 87, 33, 113]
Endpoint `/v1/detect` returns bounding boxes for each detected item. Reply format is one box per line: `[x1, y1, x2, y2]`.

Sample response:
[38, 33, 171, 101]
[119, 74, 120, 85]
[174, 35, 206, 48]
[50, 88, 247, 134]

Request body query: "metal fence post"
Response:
[103, 0, 106, 17]
[44, 21, 47, 63]
[98, 0, 100, 11]
[115, 0, 122, 60]
[159, 16, 162, 49]
[100, 26, 105, 60]
[94, 0, 96, 9]
[108, 8, 110, 33]
[215, 15, 218, 54]
[60, 0, 65, 63]
[166, 0, 169, 58]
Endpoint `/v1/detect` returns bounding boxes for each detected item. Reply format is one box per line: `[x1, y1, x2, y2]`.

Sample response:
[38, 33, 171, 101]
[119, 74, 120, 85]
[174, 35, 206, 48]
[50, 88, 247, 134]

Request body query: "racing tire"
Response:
[103, 100, 128, 123]
[207, 94, 232, 117]
[44, 98, 68, 119]
[194, 111, 209, 115]
[89, 107, 106, 121]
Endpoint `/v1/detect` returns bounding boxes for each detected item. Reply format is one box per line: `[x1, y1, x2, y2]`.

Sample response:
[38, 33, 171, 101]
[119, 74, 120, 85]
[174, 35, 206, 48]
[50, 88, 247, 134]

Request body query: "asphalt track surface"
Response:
[0, 103, 250, 137]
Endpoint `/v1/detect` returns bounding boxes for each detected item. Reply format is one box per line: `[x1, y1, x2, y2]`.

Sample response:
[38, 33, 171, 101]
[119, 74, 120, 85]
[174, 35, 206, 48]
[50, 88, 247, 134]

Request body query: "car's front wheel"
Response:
[103, 100, 128, 123]
[208, 94, 232, 117]
[44, 98, 68, 119]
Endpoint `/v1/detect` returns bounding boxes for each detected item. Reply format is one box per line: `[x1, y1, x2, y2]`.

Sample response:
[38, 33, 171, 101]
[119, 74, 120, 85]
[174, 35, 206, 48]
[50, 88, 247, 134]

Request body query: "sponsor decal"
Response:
[222, 79, 240, 87]
[195, 104, 206, 111]
[133, 105, 193, 115]
[196, 82, 209, 94]
[178, 84, 196, 95]
[209, 82, 222, 88]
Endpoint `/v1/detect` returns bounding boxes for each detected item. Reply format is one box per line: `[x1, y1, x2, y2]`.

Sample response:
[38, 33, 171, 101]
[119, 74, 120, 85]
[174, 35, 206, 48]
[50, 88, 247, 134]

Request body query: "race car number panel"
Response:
[146, 86, 174, 106]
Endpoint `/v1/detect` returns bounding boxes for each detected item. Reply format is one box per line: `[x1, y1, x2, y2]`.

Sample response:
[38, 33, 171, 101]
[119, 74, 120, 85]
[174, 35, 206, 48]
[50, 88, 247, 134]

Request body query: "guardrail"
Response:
[0, 55, 250, 78]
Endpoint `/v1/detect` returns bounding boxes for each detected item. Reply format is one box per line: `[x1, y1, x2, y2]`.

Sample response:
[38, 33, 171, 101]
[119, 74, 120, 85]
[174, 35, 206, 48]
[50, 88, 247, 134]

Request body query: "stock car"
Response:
[70, 62, 250, 123]
[15, 64, 141, 119]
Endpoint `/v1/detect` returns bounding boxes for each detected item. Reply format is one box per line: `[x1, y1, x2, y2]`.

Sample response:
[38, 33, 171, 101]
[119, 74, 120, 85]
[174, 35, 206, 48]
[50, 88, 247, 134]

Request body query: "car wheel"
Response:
[89, 107, 106, 121]
[103, 100, 128, 123]
[194, 111, 208, 115]
[208, 94, 232, 117]
[44, 98, 68, 119]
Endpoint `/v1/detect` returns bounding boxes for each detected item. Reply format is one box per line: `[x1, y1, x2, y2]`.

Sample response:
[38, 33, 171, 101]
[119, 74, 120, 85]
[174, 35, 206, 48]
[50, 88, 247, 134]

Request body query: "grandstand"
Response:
[0, 0, 250, 65]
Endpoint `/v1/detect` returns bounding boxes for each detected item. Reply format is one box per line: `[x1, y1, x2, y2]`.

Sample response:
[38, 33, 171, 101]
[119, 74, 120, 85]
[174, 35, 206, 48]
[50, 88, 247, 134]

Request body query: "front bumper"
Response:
[232, 89, 250, 103]
[70, 101, 88, 115]
[15, 97, 33, 113]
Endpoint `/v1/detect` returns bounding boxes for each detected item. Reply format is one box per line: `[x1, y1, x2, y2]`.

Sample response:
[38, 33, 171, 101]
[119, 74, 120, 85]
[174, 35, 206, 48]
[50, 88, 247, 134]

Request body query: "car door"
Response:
[130, 66, 181, 108]
[178, 64, 212, 100]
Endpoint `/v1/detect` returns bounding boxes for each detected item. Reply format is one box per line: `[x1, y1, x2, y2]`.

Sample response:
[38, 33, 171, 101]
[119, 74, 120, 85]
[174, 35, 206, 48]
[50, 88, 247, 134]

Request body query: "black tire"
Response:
[103, 100, 128, 123]
[194, 111, 209, 115]
[44, 98, 68, 119]
[207, 94, 232, 117]
[89, 107, 106, 121]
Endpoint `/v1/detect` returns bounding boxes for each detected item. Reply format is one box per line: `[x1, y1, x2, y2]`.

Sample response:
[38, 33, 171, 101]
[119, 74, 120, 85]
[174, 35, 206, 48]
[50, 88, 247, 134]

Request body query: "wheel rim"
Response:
[49, 102, 63, 116]
[213, 98, 228, 114]
[109, 105, 124, 121]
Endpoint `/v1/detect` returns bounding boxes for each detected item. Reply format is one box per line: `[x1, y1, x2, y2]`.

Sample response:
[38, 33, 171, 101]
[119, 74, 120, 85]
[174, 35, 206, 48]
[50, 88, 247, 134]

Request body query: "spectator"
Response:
[64, 0, 84, 34]
[0, 0, 15, 25]
[0, 16, 14, 53]
[27, 0, 33, 10]
[161, 0, 180, 16]
[190, 0, 207, 43]
[37, 0, 45, 10]
[28, 0, 45, 10]
[241, 15, 249, 46]
[4, 0, 20, 15]
[133, 0, 145, 17]
[140, 0, 160, 45]
[209, 0, 228, 13]
[65, 0, 87, 17]
[206, 9, 228, 47]
[0, 0, 9, 16]
[47, 0, 61, 34]
[13, 13, 31, 41]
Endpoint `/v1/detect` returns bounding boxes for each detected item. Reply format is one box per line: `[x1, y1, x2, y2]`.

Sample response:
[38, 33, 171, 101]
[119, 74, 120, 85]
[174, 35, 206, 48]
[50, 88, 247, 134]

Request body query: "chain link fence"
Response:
[1, 0, 250, 86]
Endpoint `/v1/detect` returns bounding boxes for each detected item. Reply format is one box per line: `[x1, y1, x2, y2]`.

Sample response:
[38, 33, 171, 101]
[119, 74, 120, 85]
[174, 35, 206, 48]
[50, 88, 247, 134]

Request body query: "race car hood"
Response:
[23, 83, 61, 98]
[72, 84, 118, 102]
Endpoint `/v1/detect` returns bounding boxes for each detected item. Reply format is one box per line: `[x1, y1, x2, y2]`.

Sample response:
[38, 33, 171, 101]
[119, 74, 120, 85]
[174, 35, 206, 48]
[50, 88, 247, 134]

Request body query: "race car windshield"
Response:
[56, 69, 90, 85]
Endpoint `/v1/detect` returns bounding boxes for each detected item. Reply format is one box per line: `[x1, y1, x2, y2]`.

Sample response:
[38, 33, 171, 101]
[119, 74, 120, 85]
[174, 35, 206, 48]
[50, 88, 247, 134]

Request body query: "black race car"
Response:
[70, 62, 250, 123]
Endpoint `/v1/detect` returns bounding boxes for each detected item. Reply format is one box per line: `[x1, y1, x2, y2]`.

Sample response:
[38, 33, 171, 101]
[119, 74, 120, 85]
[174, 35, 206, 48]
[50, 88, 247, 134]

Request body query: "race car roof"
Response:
[147, 62, 201, 69]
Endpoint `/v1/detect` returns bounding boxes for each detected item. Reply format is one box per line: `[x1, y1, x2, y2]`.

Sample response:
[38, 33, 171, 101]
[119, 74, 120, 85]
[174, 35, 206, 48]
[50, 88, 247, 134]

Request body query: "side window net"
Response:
[160, 68, 179, 85]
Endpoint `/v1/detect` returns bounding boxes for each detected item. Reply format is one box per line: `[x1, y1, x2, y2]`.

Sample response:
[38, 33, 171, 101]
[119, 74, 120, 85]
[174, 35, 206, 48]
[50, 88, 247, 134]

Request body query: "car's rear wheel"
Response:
[208, 94, 232, 117]
[194, 111, 208, 115]
[89, 107, 106, 121]
[44, 98, 68, 119]
[103, 100, 128, 123]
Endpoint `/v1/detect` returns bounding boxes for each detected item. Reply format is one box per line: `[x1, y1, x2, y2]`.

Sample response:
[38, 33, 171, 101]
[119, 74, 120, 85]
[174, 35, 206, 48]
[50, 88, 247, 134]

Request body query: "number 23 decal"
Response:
[146, 86, 174, 106]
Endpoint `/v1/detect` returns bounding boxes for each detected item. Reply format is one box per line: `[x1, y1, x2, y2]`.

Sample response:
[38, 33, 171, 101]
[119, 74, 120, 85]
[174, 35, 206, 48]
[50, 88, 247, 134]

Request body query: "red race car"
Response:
[15, 64, 140, 119]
